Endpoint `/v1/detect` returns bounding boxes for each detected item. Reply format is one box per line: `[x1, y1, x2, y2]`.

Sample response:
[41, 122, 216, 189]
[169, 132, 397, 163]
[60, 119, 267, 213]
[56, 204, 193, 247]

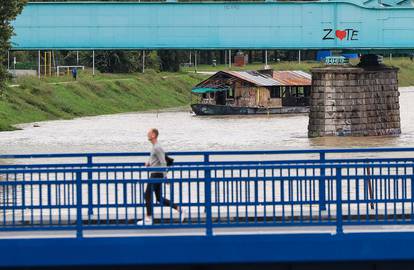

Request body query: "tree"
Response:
[79, 51, 140, 73]
[0, 0, 27, 92]
[158, 50, 183, 72]
[79, 50, 160, 73]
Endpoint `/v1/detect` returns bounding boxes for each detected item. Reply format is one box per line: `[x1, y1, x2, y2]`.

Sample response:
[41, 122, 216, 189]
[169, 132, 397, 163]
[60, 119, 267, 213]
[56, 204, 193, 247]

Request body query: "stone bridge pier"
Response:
[308, 59, 401, 137]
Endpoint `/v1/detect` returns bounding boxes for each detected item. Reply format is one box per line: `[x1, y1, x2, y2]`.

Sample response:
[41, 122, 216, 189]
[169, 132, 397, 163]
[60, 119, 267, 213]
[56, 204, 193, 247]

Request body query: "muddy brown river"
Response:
[0, 87, 413, 155]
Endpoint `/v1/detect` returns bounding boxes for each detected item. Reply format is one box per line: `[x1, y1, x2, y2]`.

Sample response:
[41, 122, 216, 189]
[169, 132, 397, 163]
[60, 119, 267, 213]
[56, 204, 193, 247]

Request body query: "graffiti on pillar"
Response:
[323, 29, 359, 41]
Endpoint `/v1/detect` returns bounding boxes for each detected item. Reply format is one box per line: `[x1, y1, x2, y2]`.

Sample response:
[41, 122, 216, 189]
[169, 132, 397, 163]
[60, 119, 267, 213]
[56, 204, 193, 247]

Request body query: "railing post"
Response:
[319, 152, 327, 211]
[336, 167, 343, 235]
[410, 165, 414, 217]
[204, 154, 213, 236]
[76, 171, 83, 239]
[87, 155, 93, 216]
[364, 161, 375, 210]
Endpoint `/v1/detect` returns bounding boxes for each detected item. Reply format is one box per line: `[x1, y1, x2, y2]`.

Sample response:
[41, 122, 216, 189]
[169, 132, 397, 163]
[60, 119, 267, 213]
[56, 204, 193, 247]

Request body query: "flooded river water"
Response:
[0, 87, 413, 155]
[0, 86, 413, 238]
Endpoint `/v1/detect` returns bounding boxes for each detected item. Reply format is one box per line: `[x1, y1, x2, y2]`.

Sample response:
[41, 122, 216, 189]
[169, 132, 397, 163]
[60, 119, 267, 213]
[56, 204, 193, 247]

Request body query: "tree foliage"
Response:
[0, 0, 27, 91]
[158, 50, 184, 72]
[82, 51, 141, 73]
[78, 50, 160, 73]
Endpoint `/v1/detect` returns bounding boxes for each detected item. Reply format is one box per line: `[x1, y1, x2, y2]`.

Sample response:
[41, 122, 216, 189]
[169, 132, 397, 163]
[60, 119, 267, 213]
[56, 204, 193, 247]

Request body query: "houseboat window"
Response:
[270, 86, 281, 98]
[283, 87, 291, 97]
[227, 88, 234, 99]
[209, 92, 215, 99]
[291, 87, 297, 97]
[202, 93, 207, 99]
[304, 86, 311, 97]
[297, 87, 304, 97]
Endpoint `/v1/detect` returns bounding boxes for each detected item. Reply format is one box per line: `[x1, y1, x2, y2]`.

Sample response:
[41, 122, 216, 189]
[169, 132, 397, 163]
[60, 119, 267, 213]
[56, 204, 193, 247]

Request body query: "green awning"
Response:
[191, 87, 228, 94]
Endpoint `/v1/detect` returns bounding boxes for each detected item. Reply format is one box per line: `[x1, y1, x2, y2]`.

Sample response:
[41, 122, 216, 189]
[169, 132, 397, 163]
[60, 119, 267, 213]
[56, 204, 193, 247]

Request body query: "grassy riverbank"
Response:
[0, 70, 205, 131]
[183, 57, 414, 87]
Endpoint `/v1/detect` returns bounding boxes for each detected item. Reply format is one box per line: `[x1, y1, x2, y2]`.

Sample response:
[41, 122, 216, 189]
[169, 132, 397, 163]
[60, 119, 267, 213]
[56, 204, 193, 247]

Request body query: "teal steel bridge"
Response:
[10, 1, 414, 50]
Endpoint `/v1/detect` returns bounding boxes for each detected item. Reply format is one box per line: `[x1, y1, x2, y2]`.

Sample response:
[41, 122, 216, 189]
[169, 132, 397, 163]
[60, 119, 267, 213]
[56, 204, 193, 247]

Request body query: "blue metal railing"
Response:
[2, 148, 414, 171]
[0, 148, 413, 238]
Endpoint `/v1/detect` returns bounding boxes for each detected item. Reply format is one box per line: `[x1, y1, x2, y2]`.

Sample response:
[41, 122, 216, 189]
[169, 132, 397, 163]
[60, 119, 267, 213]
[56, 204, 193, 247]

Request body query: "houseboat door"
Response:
[215, 91, 226, 105]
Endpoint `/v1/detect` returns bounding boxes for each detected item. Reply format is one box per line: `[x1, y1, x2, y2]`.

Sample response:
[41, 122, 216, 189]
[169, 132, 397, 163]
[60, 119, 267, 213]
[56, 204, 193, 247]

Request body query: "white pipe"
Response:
[142, 50, 145, 73]
[92, 50, 95, 76]
[38, 50, 41, 78]
[194, 50, 198, 73]
[52, 51, 56, 77]
[229, 49, 231, 68]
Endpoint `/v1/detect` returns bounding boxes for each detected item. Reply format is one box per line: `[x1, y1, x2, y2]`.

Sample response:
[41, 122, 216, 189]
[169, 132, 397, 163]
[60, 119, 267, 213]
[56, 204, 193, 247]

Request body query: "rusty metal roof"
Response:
[223, 71, 280, 86]
[195, 70, 311, 88]
[272, 70, 311, 86]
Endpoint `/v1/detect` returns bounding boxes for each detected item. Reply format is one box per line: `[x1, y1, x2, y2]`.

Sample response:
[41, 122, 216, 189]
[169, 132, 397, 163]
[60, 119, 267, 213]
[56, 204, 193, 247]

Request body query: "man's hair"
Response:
[150, 128, 159, 138]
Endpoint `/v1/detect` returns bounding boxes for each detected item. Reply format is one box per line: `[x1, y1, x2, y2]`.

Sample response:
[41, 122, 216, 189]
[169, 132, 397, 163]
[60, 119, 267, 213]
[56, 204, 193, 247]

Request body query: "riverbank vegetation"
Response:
[1, 57, 413, 132]
[0, 70, 205, 131]
[183, 57, 414, 87]
[0, 1, 27, 92]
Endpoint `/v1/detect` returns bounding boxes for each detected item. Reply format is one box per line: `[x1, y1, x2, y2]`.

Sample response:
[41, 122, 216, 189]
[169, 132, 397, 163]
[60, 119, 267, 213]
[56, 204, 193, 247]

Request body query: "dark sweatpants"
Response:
[145, 173, 177, 216]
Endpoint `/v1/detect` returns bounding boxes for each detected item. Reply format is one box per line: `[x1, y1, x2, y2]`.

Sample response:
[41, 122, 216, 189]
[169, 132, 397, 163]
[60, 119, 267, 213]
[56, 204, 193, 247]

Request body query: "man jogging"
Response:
[137, 128, 185, 225]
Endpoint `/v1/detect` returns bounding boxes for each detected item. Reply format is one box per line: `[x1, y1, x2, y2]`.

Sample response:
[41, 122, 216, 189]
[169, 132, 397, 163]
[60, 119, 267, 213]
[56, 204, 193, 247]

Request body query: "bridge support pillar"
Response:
[308, 63, 401, 137]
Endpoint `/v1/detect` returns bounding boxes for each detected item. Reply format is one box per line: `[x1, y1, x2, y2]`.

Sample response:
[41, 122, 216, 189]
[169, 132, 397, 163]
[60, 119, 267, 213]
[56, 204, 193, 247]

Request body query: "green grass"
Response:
[184, 57, 414, 86]
[0, 69, 206, 131]
[384, 57, 414, 87]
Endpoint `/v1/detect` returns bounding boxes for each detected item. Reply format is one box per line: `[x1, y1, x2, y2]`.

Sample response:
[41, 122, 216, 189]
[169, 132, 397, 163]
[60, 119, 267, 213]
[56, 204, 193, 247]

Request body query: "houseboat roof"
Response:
[194, 70, 280, 89]
[193, 69, 312, 90]
[225, 71, 280, 87]
[272, 70, 312, 86]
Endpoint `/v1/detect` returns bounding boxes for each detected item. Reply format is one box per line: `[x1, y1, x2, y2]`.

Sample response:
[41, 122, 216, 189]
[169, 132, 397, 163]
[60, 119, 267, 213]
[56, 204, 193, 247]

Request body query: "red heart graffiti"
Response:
[335, 30, 347, 40]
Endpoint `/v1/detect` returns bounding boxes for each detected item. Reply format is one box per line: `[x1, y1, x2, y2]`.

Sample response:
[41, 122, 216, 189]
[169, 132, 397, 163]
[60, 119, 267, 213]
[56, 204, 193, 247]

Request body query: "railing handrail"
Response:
[1, 161, 413, 174]
[1, 147, 414, 160]
[2, 157, 414, 171]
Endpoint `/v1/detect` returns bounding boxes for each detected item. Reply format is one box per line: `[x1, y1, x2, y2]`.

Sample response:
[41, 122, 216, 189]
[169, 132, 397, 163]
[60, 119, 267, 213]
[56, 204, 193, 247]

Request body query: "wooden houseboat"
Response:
[191, 69, 311, 115]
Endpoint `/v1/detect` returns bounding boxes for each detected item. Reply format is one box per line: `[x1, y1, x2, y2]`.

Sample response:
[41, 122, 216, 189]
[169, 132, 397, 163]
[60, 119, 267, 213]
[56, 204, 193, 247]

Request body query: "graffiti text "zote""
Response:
[323, 29, 359, 41]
